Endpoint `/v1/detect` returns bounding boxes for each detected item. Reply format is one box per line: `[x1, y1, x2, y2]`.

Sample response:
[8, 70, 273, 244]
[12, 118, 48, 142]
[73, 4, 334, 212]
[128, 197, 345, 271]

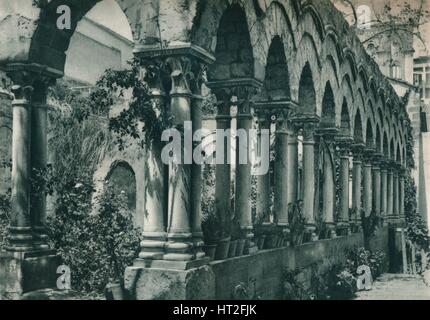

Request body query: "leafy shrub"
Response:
[47, 181, 141, 293]
[0, 190, 11, 251]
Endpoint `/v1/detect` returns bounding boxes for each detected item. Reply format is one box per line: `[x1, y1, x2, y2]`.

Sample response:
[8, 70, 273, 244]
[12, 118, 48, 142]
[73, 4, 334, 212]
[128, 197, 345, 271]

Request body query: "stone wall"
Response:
[211, 227, 390, 300]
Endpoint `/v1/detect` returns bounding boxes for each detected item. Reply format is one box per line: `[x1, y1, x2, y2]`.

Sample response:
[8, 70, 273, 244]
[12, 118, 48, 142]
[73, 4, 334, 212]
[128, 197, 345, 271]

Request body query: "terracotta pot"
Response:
[236, 239, 246, 256]
[256, 235, 266, 250]
[215, 237, 231, 261]
[264, 235, 278, 249]
[228, 240, 238, 258]
[203, 244, 217, 261]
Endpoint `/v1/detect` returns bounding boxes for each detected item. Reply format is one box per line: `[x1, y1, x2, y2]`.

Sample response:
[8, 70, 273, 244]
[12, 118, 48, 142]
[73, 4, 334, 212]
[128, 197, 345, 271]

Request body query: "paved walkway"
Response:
[355, 274, 430, 300]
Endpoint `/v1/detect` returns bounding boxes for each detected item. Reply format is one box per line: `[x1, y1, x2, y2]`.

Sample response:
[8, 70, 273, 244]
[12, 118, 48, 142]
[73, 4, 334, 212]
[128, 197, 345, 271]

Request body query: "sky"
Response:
[85, 0, 133, 40]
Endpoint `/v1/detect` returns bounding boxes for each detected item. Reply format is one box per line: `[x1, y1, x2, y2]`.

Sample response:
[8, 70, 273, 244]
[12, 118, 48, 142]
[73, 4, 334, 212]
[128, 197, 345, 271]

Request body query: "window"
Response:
[414, 74, 423, 86]
[391, 63, 401, 80]
[425, 88, 430, 99]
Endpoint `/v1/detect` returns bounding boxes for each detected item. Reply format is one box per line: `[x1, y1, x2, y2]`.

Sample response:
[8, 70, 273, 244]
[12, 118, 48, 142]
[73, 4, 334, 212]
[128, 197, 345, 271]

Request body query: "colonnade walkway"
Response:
[355, 273, 430, 300]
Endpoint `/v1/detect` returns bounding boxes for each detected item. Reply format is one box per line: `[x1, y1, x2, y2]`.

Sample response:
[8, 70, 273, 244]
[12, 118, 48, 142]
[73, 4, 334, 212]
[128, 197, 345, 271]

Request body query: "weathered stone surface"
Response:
[124, 265, 215, 300]
[0, 250, 59, 300]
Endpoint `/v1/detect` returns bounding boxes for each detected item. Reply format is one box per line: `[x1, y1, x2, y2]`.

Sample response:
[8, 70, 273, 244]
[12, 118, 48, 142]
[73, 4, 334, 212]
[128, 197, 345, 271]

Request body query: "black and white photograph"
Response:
[0, 0, 430, 306]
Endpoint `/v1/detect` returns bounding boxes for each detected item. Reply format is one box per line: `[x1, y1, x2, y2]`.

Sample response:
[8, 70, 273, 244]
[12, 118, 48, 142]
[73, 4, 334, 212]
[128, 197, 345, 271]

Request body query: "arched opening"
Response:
[340, 98, 350, 136]
[264, 36, 290, 101]
[64, 0, 133, 84]
[390, 139, 395, 161]
[29, 0, 134, 74]
[106, 161, 137, 219]
[316, 141, 335, 239]
[383, 133, 389, 156]
[321, 81, 336, 128]
[375, 126, 382, 153]
[366, 119, 374, 149]
[298, 62, 317, 114]
[354, 111, 363, 143]
[208, 4, 254, 81]
[396, 144, 402, 164]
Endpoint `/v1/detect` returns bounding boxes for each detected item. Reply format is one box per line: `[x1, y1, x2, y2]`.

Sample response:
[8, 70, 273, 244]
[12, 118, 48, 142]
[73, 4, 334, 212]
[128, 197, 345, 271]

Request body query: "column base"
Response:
[124, 262, 215, 300]
[6, 227, 34, 252]
[192, 231, 206, 260]
[164, 232, 194, 261]
[33, 227, 50, 251]
[304, 225, 318, 242]
[336, 222, 350, 236]
[323, 223, 337, 239]
[139, 231, 167, 260]
[0, 249, 59, 300]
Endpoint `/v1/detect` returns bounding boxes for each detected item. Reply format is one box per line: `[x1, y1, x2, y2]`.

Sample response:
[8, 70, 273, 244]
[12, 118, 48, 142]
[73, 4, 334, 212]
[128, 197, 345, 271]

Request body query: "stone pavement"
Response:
[355, 274, 430, 300]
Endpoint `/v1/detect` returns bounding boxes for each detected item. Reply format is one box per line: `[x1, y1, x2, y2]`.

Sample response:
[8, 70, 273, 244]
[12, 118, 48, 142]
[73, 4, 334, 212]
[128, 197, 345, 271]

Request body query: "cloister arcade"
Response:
[0, 0, 410, 298]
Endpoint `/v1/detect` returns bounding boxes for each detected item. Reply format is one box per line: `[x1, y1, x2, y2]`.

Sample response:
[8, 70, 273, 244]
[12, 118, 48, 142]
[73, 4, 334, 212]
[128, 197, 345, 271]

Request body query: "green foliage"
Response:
[283, 247, 386, 300]
[404, 174, 430, 250]
[47, 182, 141, 293]
[90, 59, 169, 151]
[345, 247, 386, 279]
[0, 190, 11, 251]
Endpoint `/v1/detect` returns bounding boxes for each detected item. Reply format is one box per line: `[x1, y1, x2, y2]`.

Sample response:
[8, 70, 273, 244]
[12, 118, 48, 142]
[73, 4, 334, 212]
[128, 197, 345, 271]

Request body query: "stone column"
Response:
[319, 129, 338, 239]
[190, 92, 205, 259]
[30, 76, 55, 251]
[139, 61, 168, 260]
[234, 85, 260, 254]
[6, 80, 34, 251]
[362, 150, 373, 218]
[352, 145, 364, 232]
[301, 119, 319, 241]
[336, 137, 352, 235]
[399, 167, 406, 225]
[372, 155, 382, 224]
[287, 125, 299, 209]
[255, 111, 271, 225]
[387, 168, 394, 222]
[380, 161, 388, 225]
[273, 109, 291, 233]
[211, 88, 232, 237]
[393, 165, 400, 222]
[164, 56, 194, 261]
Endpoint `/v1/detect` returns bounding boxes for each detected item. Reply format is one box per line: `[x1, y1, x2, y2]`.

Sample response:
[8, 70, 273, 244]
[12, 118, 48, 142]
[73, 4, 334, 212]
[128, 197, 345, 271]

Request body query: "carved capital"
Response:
[10, 85, 33, 103]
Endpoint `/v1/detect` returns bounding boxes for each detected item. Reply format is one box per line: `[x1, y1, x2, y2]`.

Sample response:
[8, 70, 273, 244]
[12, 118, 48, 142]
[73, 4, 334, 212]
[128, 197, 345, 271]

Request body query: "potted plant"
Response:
[264, 224, 278, 249]
[253, 219, 266, 250]
[202, 213, 220, 261]
[289, 201, 306, 246]
[229, 216, 241, 258]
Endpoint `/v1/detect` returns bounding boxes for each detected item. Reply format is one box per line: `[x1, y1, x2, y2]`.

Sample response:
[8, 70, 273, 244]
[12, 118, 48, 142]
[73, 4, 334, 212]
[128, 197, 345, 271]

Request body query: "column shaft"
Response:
[393, 171, 399, 220]
[363, 160, 373, 217]
[214, 98, 232, 235]
[256, 117, 271, 224]
[140, 78, 167, 260]
[31, 79, 51, 250]
[8, 85, 34, 251]
[286, 129, 298, 207]
[352, 154, 363, 231]
[274, 119, 289, 228]
[387, 170, 394, 220]
[190, 94, 204, 259]
[380, 167, 388, 223]
[399, 172, 405, 224]
[302, 123, 317, 241]
[235, 98, 256, 252]
[337, 148, 350, 235]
